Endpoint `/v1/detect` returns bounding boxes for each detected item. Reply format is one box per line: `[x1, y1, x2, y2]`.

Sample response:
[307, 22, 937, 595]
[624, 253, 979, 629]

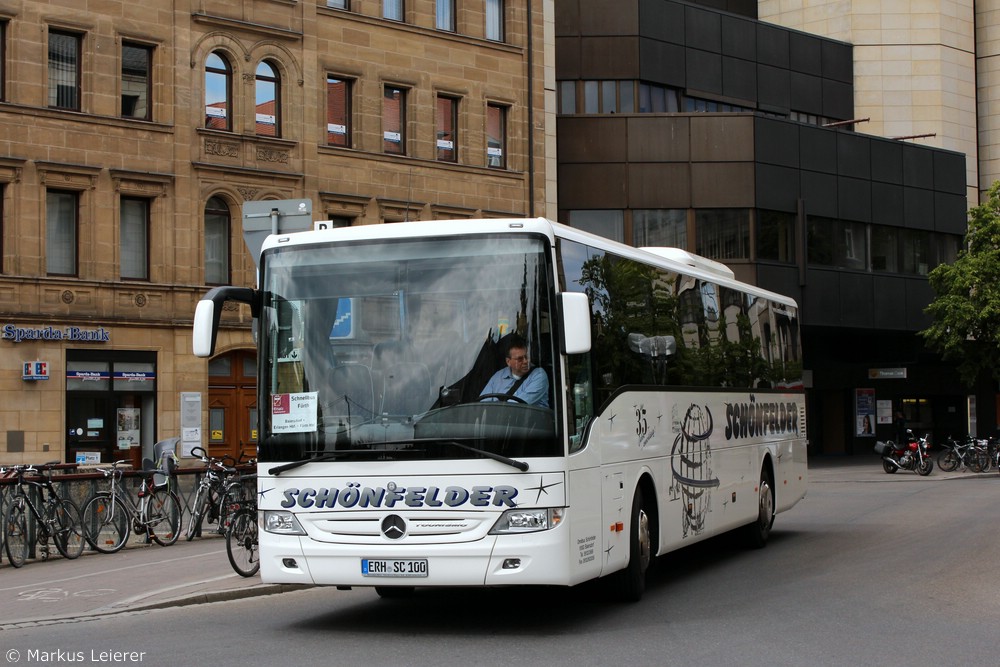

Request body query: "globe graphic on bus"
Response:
[671, 403, 721, 538]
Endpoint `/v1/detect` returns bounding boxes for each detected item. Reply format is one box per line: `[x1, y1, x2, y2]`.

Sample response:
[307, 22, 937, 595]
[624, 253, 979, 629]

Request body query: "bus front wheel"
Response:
[610, 487, 651, 602]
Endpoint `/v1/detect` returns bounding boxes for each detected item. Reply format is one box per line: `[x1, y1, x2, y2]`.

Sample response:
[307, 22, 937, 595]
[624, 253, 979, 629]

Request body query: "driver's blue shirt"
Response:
[480, 366, 549, 408]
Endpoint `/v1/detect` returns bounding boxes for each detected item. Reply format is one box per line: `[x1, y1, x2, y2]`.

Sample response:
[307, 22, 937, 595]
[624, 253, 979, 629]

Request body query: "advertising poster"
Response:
[856, 388, 875, 437]
[117, 407, 140, 449]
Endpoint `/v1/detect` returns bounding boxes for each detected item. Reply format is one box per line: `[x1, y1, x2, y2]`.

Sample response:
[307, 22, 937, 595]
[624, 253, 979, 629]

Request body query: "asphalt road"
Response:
[0, 458, 997, 667]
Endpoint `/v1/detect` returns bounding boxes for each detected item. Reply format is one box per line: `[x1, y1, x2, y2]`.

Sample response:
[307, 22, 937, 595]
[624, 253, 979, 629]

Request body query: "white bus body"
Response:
[193, 217, 807, 600]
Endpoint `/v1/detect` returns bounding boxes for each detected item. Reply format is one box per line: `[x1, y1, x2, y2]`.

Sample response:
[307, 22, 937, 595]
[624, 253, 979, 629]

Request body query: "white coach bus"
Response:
[193, 217, 807, 601]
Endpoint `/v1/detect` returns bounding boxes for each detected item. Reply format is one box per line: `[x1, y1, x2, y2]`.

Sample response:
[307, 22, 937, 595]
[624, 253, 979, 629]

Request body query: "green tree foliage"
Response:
[922, 181, 1000, 386]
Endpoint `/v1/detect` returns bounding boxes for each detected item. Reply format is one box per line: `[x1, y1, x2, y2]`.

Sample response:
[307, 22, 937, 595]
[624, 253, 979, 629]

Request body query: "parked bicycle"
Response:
[2, 463, 86, 568]
[937, 435, 991, 473]
[80, 457, 182, 553]
[185, 447, 251, 541]
[225, 473, 259, 577]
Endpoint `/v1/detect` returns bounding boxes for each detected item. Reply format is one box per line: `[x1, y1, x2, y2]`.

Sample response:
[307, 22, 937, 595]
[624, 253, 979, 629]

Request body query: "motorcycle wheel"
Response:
[917, 458, 933, 476]
[882, 458, 897, 474]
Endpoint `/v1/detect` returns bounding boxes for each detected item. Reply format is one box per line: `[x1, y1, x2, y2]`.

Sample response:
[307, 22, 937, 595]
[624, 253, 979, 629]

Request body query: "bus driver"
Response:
[479, 335, 550, 408]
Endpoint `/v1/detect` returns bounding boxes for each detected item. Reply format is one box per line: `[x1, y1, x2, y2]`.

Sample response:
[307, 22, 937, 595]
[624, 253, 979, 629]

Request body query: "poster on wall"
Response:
[117, 408, 140, 449]
[856, 388, 876, 437]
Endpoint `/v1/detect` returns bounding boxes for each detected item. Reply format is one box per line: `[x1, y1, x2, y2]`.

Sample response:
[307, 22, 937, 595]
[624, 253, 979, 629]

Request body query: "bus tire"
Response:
[610, 486, 651, 602]
[744, 467, 774, 549]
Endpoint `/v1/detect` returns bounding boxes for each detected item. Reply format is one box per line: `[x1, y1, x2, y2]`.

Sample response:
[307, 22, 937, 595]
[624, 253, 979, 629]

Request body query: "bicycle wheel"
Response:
[50, 498, 85, 560]
[226, 508, 259, 577]
[185, 484, 208, 541]
[147, 488, 181, 546]
[219, 485, 248, 534]
[81, 493, 130, 554]
[937, 449, 959, 472]
[4, 498, 29, 568]
[969, 451, 988, 473]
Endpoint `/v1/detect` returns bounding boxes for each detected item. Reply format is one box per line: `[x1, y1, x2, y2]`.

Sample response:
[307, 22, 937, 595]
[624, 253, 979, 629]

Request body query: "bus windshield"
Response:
[257, 234, 559, 464]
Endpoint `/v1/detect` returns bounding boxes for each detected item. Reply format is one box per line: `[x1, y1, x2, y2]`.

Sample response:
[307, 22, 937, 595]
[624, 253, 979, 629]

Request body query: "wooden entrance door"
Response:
[207, 350, 258, 461]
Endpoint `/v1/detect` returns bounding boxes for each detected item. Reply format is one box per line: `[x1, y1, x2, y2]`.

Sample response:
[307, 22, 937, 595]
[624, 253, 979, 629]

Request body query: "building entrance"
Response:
[207, 350, 258, 461]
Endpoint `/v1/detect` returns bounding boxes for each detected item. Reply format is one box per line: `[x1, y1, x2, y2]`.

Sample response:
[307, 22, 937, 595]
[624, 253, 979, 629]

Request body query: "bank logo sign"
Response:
[2, 324, 110, 344]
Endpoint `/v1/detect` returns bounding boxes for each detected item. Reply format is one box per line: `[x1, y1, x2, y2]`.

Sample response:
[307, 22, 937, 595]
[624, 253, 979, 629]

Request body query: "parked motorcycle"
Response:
[874, 429, 933, 476]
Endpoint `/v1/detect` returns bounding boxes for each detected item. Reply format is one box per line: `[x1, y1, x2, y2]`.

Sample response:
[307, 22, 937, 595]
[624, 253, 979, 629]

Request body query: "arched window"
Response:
[204, 196, 231, 285]
[205, 52, 232, 131]
[255, 61, 280, 137]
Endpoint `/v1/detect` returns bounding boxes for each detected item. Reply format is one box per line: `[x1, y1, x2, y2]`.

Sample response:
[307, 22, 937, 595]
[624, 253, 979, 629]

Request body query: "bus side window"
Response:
[568, 353, 593, 453]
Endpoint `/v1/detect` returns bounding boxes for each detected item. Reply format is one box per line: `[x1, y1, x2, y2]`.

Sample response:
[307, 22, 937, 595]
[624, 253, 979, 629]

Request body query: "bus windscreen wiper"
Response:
[268, 439, 528, 475]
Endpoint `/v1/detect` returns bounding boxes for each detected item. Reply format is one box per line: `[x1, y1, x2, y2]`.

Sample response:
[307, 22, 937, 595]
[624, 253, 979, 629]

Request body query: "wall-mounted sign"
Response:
[68, 370, 111, 382]
[22, 361, 49, 381]
[868, 367, 907, 379]
[3, 324, 110, 344]
[113, 371, 155, 382]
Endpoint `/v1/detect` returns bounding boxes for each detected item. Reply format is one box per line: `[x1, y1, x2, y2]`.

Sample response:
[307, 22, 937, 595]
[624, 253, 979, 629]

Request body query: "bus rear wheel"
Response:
[744, 468, 774, 549]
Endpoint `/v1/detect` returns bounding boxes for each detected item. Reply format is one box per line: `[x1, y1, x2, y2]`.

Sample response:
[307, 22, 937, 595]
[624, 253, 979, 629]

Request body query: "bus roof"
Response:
[260, 217, 799, 310]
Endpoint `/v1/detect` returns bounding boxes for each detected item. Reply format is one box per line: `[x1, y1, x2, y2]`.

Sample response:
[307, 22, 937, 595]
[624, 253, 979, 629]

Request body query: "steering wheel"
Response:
[478, 393, 527, 405]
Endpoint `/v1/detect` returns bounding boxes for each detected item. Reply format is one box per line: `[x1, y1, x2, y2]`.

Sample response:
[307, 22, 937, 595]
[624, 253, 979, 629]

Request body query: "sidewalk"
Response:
[0, 533, 305, 628]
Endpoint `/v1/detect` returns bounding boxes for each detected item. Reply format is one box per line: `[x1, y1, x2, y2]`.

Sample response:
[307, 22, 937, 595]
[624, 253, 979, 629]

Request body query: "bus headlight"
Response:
[489, 508, 564, 534]
[263, 510, 307, 535]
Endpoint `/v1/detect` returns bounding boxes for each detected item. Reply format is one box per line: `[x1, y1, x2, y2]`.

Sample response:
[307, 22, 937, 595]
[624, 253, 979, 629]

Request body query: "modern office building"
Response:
[554, 0, 984, 454]
[0, 0, 555, 465]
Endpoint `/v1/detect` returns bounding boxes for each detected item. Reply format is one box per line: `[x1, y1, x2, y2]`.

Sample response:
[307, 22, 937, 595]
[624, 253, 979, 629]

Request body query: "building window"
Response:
[485, 0, 504, 41]
[633, 209, 687, 249]
[570, 210, 624, 243]
[121, 43, 151, 120]
[383, 85, 406, 155]
[901, 228, 930, 275]
[327, 0, 349, 8]
[121, 197, 150, 280]
[48, 30, 81, 110]
[757, 210, 796, 263]
[383, 0, 403, 20]
[436, 95, 458, 162]
[436, 0, 455, 31]
[1, 21, 8, 102]
[638, 82, 680, 113]
[255, 61, 280, 138]
[696, 209, 751, 260]
[807, 217, 867, 270]
[326, 76, 352, 147]
[46, 190, 78, 276]
[558, 81, 576, 114]
[870, 225, 898, 272]
[205, 52, 231, 131]
[205, 196, 231, 285]
[486, 103, 507, 168]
